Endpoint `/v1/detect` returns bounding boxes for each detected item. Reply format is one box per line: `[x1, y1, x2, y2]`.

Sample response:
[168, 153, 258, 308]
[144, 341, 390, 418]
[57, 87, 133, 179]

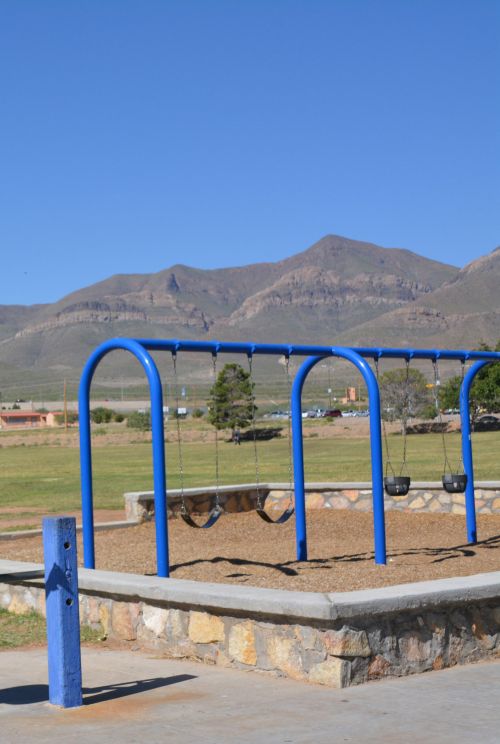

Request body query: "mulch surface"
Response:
[1, 511, 500, 593]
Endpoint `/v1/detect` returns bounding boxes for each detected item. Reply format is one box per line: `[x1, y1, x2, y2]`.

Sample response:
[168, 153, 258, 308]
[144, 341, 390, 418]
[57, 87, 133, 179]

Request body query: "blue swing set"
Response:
[79, 338, 500, 578]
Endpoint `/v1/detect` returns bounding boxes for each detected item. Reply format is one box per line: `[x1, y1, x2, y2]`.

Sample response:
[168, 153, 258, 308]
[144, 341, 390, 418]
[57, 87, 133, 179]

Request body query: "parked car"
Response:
[323, 409, 343, 418]
[474, 414, 500, 431]
[265, 410, 288, 419]
[476, 415, 498, 424]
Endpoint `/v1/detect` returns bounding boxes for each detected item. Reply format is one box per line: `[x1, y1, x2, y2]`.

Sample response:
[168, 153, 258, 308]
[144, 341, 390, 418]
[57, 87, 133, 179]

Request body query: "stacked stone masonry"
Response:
[124, 484, 500, 523]
[1, 573, 499, 689]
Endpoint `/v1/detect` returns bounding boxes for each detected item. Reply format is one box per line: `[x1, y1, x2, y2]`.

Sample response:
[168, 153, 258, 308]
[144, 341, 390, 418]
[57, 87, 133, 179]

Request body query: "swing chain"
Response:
[432, 358, 452, 474]
[211, 352, 221, 509]
[457, 360, 467, 471]
[171, 352, 187, 513]
[400, 358, 411, 475]
[247, 354, 263, 509]
[175, 350, 224, 529]
[252, 352, 294, 524]
[374, 356, 394, 477]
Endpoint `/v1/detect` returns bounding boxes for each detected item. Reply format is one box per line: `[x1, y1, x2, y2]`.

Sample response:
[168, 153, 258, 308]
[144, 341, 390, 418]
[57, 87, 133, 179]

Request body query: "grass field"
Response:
[0, 608, 102, 648]
[0, 426, 498, 516]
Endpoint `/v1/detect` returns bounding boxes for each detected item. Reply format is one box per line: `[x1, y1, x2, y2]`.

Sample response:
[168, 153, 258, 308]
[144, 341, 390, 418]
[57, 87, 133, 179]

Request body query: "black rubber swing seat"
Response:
[384, 476, 411, 497]
[256, 505, 295, 524]
[442, 473, 467, 494]
[180, 504, 223, 529]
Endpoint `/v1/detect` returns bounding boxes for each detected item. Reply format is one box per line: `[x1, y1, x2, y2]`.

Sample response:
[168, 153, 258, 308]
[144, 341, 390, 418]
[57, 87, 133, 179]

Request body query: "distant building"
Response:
[0, 411, 71, 429]
[0, 411, 48, 429]
[46, 412, 63, 427]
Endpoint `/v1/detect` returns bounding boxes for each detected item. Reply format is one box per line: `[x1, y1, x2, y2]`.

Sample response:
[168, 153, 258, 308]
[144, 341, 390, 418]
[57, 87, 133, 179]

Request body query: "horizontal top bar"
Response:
[133, 338, 500, 362]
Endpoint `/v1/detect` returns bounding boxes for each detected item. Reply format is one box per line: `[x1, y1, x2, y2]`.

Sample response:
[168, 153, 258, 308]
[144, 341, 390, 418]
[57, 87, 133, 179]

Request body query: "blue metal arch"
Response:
[79, 338, 169, 576]
[460, 359, 499, 543]
[291, 348, 385, 564]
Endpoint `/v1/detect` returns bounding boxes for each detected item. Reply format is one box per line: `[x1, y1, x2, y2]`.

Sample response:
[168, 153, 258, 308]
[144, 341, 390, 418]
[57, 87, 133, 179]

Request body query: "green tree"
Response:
[437, 341, 500, 420]
[471, 341, 500, 413]
[378, 368, 431, 432]
[438, 375, 462, 411]
[473, 368, 500, 412]
[207, 363, 255, 435]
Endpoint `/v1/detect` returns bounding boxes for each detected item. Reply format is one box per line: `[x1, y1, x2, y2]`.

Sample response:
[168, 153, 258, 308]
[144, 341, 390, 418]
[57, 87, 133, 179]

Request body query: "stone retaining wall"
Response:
[1, 560, 499, 688]
[124, 482, 500, 522]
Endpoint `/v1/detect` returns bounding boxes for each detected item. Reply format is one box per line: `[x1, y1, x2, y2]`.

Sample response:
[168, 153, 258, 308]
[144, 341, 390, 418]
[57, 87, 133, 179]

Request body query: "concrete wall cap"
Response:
[1, 559, 499, 624]
[124, 481, 500, 501]
[328, 571, 500, 620]
[76, 568, 334, 621]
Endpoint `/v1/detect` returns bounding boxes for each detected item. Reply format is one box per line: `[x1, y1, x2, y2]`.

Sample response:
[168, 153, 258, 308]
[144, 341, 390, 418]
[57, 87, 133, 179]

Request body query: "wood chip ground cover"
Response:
[1, 512, 499, 593]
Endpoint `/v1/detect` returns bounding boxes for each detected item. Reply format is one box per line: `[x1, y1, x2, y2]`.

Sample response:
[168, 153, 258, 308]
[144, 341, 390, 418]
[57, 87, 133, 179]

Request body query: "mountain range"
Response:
[0, 234, 498, 393]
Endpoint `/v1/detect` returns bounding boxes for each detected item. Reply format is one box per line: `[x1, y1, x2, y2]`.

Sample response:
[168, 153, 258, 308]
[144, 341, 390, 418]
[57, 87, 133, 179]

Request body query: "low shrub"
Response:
[126, 411, 151, 431]
[90, 407, 115, 424]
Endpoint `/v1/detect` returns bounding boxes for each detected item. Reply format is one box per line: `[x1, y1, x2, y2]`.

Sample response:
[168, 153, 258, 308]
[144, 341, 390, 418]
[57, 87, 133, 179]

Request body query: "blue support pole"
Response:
[460, 360, 490, 544]
[79, 338, 169, 577]
[43, 516, 82, 708]
[291, 348, 386, 565]
[79, 368, 95, 570]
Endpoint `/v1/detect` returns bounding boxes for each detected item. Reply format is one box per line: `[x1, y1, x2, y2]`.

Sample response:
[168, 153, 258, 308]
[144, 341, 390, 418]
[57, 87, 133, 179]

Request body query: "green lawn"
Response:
[0, 430, 498, 515]
[0, 608, 102, 648]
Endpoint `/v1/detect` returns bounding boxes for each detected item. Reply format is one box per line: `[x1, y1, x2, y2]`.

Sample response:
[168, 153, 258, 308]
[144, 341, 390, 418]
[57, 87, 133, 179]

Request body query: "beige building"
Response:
[0, 411, 47, 429]
[0, 411, 68, 429]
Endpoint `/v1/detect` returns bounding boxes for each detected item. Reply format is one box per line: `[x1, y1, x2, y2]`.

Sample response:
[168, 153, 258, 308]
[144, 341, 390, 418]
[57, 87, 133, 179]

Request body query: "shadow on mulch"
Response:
[161, 532, 500, 579]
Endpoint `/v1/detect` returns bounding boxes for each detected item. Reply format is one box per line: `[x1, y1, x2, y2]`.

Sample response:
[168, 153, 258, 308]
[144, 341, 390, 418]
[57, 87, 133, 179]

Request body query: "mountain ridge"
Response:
[0, 234, 497, 390]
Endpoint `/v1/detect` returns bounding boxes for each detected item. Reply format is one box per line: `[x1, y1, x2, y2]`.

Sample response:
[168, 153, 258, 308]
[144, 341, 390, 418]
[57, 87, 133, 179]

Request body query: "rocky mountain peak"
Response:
[0, 234, 496, 387]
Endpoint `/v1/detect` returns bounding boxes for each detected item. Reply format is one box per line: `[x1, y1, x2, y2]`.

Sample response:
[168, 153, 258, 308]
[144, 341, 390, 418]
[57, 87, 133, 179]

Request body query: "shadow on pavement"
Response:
[83, 675, 197, 705]
[0, 674, 196, 706]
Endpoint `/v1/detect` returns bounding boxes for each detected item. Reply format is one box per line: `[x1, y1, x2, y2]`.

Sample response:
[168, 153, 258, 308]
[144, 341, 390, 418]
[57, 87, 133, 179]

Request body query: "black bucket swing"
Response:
[248, 352, 294, 524]
[172, 350, 223, 528]
[375, 356, 412, 497]
[432, 358, 467, 494]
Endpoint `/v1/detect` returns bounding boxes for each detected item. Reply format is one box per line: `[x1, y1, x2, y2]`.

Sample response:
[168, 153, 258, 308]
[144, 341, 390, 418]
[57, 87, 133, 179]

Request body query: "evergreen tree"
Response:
[207, 363, 255, 435]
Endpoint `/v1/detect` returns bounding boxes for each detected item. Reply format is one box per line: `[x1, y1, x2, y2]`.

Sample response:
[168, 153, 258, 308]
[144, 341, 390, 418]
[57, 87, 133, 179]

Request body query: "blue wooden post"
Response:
[43, 516, 83, 708]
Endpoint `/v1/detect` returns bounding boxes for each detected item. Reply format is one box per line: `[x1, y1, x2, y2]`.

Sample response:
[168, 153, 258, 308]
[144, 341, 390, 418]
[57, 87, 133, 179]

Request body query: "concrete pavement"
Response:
[0, 647, 499, 743]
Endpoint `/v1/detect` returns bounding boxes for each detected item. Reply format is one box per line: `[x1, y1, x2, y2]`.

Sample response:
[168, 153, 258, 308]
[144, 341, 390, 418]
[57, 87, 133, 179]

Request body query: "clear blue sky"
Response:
[1, 0, 498, 306]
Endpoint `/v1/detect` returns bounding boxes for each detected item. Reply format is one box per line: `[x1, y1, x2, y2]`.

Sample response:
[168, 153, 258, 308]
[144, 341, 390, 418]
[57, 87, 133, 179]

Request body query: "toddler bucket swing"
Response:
[375, 356, 412, 497]
[432, 357, 467, 494]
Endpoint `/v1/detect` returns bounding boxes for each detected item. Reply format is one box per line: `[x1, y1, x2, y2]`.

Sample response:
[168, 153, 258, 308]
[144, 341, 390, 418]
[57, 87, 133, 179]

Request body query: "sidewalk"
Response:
[0, 647, 499, 743]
